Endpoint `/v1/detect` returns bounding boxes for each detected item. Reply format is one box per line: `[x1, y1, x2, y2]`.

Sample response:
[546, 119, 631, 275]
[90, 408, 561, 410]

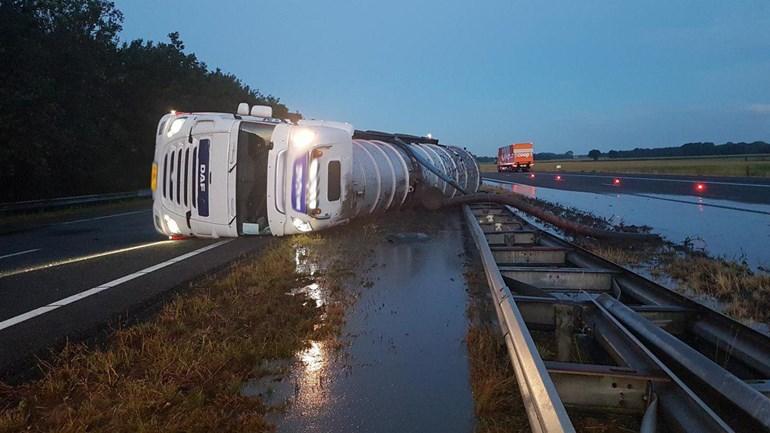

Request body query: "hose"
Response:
[440, 191, 661, 241]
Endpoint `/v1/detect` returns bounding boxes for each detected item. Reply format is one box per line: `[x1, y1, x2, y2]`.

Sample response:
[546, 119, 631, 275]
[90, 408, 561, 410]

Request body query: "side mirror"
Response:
[237, 103, 249, 115]
[250, 105, 273, 118]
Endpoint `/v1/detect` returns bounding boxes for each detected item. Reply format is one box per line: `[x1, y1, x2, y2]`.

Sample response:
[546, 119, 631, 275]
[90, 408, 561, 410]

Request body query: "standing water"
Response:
[275, 211, 475, 433]
[485, 179, 770, 271]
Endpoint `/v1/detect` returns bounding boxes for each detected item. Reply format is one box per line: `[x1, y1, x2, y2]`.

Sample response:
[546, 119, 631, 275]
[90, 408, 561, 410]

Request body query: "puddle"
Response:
[485, 179, 770, 271]
[273, 211, 475, 433]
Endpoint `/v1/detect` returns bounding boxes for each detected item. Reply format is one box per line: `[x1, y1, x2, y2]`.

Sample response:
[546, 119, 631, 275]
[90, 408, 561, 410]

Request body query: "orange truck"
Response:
[497, 142, 534, 172]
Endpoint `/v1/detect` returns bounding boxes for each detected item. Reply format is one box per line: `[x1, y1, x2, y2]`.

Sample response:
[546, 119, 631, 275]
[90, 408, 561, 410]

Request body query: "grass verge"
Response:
[0, 234, 351, 433]
[463, 242, 530, 433]
[479, 154, 770, 177]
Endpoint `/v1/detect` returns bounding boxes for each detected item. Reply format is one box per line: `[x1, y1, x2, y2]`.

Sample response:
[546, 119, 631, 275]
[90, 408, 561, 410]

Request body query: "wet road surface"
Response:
[484, 177, 770, 270]
[485, 171, 770, 204]
[0, 205, 267, 378]
[275, 212, 475, 433]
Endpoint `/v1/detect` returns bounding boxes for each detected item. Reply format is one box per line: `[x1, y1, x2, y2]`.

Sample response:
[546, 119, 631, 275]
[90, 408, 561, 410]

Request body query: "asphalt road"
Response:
[484, 171, 770, 205]
[0, 205, 269, 379]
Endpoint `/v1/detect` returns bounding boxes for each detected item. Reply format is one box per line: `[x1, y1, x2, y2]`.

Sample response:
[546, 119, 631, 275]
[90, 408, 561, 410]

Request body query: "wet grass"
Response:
[463, 250, 530, 433]
[662, 254, 770, 324]
[0, 234, 352, 433]
[580, 238, 770, 326]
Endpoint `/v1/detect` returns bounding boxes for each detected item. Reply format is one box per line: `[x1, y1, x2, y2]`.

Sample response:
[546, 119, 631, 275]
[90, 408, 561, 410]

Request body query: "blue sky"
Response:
[116, 0, 770, 156]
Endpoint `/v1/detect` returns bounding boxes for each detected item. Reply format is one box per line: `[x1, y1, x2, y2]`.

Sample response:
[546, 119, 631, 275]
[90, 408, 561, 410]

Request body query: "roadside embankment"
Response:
[0, 233, 352, 433]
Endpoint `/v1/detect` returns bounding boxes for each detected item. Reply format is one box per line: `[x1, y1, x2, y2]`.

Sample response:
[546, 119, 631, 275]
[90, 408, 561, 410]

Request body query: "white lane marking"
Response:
[59, 209, 151, 225]
[0, 240, 231, 331]
[0, 241, 173, 279]
[506, 172, 770, 188]
[0, 248, 41, 260]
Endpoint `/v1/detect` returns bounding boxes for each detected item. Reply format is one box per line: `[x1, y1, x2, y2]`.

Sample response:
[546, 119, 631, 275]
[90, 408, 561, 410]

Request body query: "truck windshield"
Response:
[235, 122, 275, 234]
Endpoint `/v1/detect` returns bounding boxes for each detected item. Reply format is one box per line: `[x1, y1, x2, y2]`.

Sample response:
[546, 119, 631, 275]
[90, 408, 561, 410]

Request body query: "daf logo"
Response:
[199, 164, 207, 192]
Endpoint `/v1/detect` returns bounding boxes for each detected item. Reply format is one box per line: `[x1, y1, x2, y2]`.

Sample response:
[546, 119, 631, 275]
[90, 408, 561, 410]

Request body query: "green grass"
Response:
[480, 154, 770, 177]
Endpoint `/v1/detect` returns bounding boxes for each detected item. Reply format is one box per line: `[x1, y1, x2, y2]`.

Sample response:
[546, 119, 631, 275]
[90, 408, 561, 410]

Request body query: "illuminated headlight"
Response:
[163, 214, 181, 234]
[166, 118, 186, 138]
[292, 217, 313, 233]
[291, 128, 315, 150]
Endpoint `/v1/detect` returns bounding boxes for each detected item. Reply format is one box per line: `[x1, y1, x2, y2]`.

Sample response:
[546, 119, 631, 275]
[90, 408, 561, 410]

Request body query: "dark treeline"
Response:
[534, 151, 574, 160]
[0, 0, 289, 202]
[479, 141, 770, 162]
[601, 141, 770, 159]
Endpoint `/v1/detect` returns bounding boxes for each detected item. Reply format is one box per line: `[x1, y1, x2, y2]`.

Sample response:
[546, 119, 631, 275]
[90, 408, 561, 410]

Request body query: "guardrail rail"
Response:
[463, 202, 770, 433]
[0, 190, 151, 215]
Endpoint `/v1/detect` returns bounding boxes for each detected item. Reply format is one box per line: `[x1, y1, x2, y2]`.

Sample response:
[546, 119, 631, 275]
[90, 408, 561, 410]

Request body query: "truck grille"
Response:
[162, 144, 198, 209]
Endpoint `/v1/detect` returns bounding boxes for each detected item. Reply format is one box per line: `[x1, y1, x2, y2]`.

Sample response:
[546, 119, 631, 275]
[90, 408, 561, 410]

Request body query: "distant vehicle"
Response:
[150, 103, 480, 239]
[497, 143, 534, 172]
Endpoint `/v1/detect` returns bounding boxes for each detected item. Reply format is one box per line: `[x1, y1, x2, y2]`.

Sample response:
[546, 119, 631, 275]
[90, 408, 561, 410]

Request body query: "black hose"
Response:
[392, 137, 468, 195]
[442, 192, 661, 241]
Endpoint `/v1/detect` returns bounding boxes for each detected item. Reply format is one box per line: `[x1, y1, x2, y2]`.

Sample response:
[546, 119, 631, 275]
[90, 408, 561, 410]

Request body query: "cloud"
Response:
[747, 103, 770, 114]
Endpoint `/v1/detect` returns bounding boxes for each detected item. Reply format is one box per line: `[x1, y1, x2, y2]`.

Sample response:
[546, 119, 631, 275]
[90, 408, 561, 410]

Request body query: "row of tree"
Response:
[587, 141, 770, 160]
[0, 0, 290, 202]
[481, 141, 769, 162]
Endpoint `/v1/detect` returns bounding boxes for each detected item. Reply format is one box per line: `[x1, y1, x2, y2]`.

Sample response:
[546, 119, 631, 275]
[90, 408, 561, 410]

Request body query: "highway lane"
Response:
[0, 205, 269, 378]
[484, 172, 770, 270]
[484, 171, 770, 204]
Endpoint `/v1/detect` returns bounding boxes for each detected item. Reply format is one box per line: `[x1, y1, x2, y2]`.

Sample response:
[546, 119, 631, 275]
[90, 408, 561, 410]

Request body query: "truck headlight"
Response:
[291, 128, 315, 151]
[163, 214, 181, 234]
[167, 117, 186, 138]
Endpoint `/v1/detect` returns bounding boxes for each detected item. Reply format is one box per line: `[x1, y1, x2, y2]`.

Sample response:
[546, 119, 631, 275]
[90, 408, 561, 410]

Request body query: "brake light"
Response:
[555, 175, 562, 181]
[613, 178, 621, 185]
[695, 183, 706, 192]
[529, 173, 535, 179]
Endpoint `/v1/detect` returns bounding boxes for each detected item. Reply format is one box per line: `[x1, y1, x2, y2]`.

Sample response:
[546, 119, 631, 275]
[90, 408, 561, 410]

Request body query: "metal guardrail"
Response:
[462, 201, 770, 432]
[463, 205, 576, 433]
[0, 190, 151, 215]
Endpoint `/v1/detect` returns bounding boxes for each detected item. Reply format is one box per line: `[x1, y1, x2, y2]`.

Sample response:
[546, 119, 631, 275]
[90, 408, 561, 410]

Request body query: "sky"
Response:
[115, 0, 770, 156]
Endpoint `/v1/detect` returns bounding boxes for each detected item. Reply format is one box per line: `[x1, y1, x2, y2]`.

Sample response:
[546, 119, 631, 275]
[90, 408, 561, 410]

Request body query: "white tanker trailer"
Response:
[150, 103, 480, 238]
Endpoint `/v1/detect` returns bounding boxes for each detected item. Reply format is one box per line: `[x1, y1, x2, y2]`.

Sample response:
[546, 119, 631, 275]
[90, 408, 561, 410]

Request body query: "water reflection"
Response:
[292, 340, 330, 418]
[300, 340, 326, 373]
[294, 245, 319, 275]
[485, 179, 770, 270]
[484, 179, 537, 198]
[289, 283, 325, 307]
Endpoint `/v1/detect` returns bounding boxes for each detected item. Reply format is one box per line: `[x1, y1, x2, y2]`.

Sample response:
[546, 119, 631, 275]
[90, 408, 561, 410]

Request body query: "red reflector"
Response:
[169, 234, 188, 240]
[529, 173, 535, 178]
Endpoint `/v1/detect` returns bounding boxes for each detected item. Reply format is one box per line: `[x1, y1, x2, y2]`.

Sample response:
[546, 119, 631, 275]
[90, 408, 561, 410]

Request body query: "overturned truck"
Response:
[150, 103, 480, 238]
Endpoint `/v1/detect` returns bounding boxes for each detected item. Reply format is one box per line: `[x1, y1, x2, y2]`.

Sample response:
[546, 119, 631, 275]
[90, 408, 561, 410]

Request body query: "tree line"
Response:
[587, 141, 770, 160]
[479, 141, 770, 162]
[0, 0, 290, 202]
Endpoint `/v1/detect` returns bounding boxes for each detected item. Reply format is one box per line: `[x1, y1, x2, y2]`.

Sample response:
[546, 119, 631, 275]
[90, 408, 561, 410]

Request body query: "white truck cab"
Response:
[151, 104, 354, 238]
